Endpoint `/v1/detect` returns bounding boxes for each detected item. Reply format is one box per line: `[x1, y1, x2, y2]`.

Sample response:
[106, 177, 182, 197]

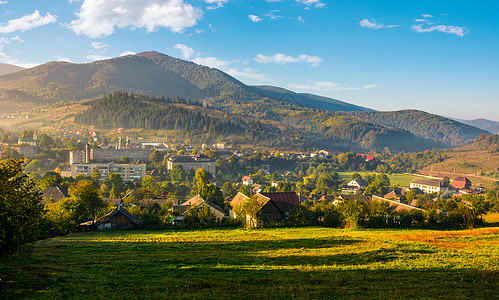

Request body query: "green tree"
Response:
[170, 164, 186, 182]
[0, 158, 43, 255]
[105, 173, 126, 198]
[68, 180, 105, 224]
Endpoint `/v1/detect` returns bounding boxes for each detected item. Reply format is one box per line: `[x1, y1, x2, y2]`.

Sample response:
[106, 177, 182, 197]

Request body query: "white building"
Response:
[70, 163, 146, 181]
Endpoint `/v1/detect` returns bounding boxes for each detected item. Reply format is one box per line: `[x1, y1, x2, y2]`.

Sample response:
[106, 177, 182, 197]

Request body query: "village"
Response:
[2, 128, 492, 232]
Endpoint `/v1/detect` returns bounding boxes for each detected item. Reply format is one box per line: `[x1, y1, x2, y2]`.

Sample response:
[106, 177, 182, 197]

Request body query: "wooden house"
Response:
[79, 203, 142, 230]
[229, 192, 283, 227]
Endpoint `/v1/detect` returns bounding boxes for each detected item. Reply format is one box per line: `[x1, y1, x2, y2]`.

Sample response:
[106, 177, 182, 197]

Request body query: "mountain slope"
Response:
[346, 110, 490, 146]
[0, 63, 24, 76]
[0, 51, 263, 103]
[452, 118, 499, 134]
[251, 85, 374, 112]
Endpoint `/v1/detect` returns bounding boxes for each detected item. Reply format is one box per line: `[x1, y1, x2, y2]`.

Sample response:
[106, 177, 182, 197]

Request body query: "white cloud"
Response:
[422, 14, 433, 18]
[296, 0, 325, 8]
[0, 35, 23, 47]
[297, 16, 304, 22]
[289, 81, 376, 91]
[225, 68, 269, 82]
[55, 56, 73, 63]
[204, 0, 228, 10]
[359, 18, 400, 29]
[120, 50, 136, 56]
[91, 42, 108, 49]
[87, 54, 111, 61]
[192, 56, 229, 69]
[70, 0, 203, 38]
[0, 10, 57, 33]
[0, 1, 8, 4]
[254, 53, 322, 66]
[248, 15, 262, 23]
[414, 19, 427, 23]
[265, 10, 283, 20]
[411, 24, 468, 37]
[174, 43, 194, 59]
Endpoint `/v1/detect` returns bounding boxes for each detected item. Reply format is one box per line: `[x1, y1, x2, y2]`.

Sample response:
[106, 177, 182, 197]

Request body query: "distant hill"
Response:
[251, 85, 373, 112]
[451, 118, 499, 134]
[0, 51, 263, 103]
[0, 63, 24, 76]
[345, 110, 490, 146]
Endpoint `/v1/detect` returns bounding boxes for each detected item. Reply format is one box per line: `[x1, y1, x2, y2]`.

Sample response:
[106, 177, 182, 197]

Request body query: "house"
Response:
[410, 179, 447, 194]
[259, 192, 300, 217]
[41, 186, 69, 204]
[451, 176, 472, 190]
[18, 132, 38, 146]
[341, 178, 369, 195]
[384, 187, 410, 200]
[333, 194, 372, 206]
[229, 192, 283, 227]
[79, 203, 142, 230]
[242, 176, 253, 186]
[174, 195, 226, 221]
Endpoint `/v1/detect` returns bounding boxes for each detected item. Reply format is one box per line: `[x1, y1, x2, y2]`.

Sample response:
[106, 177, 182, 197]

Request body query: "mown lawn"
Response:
[1, 227, 498, 299]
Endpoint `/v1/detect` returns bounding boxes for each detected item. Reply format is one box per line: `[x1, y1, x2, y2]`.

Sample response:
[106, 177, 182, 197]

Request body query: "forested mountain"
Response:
[75, 92, 279, 145]
[344, 110, 490, 146]
[76, 92, 441, 152]
[0, 63, 24, 76]
[251, 85, 373, 112]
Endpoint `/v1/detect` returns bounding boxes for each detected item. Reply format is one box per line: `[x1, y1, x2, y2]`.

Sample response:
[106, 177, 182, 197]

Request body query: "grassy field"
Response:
[1, 227, 498, 299]
[337, 171, 417, 187]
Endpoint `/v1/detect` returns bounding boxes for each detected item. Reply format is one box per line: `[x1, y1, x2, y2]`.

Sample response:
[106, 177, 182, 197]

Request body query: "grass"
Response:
[337, 171, 417, 187]
[1, 227, 498, 299]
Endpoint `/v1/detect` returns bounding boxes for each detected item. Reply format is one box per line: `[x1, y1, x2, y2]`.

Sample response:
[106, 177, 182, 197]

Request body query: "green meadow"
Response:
[1, 227, 498, 299]
[337, 171, 418, 187]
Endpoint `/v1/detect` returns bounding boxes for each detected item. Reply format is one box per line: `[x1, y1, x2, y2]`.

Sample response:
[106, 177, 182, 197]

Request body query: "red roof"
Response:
[242, 176, 252, 182]
[452, 176, 471, 189]
[366, 155, 375, 161]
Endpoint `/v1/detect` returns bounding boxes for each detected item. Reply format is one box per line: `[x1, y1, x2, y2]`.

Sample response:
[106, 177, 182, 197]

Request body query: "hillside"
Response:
[453, 118, 499, 134]
[0, 51, 263, 104]
[0, 63, 24, 76]
[346, 110, 490, 146]
[251, 85, 373, 112]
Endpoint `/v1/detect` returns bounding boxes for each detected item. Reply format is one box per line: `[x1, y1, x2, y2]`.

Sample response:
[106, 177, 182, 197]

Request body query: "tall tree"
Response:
[0, 158, 43, 255]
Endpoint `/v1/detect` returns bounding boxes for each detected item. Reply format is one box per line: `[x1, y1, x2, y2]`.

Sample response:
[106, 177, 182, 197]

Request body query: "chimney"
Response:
[85, 143, 91, 163]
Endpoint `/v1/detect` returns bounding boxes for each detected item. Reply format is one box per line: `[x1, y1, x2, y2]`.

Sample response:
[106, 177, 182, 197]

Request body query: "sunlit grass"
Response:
[1, 227, 498, 299]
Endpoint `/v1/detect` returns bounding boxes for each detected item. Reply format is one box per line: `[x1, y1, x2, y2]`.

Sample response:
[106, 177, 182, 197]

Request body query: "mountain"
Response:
[251, 85, 373, 112]
[0, 51, 487, 149]
[451, 118, 499, 134]
[0, 51, 262, 103]
[0, 63, 24, 76]
[345, 110, 490, 146]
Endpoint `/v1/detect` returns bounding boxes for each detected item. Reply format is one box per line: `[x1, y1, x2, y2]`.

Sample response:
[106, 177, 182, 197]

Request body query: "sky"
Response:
[0, 0, 498, 121]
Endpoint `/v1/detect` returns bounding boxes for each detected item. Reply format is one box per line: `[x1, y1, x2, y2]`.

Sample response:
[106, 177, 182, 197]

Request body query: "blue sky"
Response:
[0, 0, 498, 121]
